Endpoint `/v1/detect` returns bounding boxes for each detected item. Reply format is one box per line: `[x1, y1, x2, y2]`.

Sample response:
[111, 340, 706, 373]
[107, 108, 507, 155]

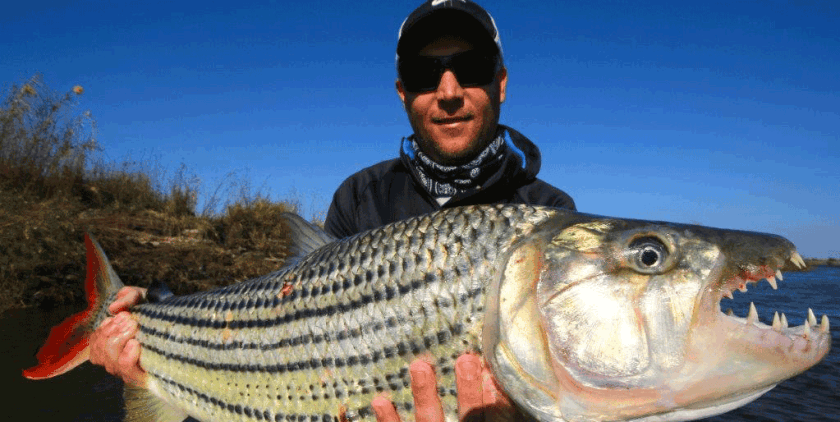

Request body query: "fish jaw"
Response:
[484, 213, 831, 422]
[669, 247, 831, 415]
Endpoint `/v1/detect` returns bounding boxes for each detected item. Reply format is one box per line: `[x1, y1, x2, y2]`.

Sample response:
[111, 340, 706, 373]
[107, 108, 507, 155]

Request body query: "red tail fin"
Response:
[21, 309, 92, 379]
[23, 234, 123, 379]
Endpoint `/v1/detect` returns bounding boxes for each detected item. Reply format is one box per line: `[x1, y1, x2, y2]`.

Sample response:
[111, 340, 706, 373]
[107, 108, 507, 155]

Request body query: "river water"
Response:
[4, 266, 839, 421]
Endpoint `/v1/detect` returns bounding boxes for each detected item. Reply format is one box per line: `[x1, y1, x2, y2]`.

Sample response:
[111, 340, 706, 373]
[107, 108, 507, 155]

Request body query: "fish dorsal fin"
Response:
[280, 212, 336, 265]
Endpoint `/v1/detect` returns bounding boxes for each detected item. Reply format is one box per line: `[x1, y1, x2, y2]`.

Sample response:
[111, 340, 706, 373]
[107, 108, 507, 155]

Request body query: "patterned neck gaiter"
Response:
[402, 129, 507, 198]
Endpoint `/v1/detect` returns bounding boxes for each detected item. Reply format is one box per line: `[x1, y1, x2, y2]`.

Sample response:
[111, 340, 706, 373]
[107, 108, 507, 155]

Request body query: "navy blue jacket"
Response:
[324, 125, 575, 238]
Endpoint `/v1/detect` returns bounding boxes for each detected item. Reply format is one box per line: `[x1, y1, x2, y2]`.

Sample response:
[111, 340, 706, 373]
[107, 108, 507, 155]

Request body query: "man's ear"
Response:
[498, 67, 508, 104]
[396, 79, 407, 105]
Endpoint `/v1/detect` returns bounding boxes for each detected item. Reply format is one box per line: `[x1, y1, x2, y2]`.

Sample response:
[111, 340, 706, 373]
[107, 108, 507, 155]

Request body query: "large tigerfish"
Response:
[24, 204, 830, 421]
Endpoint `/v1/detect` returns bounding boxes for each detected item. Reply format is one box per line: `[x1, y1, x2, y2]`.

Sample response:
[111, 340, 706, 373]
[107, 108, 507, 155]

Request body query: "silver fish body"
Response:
[25, 204, 831, 422]
[135, 204, 549, 421]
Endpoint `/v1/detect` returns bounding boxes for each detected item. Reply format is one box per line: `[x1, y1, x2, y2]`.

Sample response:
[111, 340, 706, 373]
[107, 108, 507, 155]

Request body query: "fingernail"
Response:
[410, 362, 434, 388]
[456, 357, 480, 382]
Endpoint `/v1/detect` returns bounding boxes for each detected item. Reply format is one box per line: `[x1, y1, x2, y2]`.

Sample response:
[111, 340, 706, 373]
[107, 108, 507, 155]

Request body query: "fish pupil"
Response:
[641, 248, 660, 266]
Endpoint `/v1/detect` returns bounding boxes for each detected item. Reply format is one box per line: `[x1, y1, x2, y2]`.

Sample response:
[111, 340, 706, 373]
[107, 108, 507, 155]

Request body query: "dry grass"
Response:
[0, 75, 299, 313]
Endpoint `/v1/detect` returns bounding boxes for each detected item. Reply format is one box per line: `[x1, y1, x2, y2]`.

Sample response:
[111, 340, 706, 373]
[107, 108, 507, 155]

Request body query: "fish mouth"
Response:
[662, 249, 832, 417]
[712, 251, 830, 354]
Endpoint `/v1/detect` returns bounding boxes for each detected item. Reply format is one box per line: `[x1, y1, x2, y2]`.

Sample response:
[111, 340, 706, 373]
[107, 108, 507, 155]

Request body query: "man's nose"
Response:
[435, 70, 465, 100]
[435, 70, 464, 112]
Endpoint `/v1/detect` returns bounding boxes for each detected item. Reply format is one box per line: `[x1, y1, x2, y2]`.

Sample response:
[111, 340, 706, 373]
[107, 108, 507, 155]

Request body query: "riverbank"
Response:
[0, 183, 298, 314]
[0, 76, 298, 314]
[804, 258, 840, 268]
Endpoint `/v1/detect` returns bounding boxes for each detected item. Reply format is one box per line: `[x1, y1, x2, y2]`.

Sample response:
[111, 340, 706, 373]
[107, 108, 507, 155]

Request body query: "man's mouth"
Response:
[432, 114, 473, 125]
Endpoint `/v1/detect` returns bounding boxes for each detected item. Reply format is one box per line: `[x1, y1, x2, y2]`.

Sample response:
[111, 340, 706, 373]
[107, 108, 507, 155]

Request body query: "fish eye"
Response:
[628, 236, 671, 273]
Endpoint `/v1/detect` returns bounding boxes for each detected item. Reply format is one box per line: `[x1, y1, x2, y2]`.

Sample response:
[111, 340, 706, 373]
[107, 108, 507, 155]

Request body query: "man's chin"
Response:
[419, 136, 467, 161]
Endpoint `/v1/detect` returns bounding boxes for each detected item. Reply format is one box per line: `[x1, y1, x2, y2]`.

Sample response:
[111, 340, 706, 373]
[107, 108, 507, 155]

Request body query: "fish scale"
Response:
[133, 204, 552, 421]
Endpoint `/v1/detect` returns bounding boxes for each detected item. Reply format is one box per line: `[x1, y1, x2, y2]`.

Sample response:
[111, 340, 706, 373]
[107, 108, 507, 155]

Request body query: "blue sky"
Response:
[2, 0, 837, 258]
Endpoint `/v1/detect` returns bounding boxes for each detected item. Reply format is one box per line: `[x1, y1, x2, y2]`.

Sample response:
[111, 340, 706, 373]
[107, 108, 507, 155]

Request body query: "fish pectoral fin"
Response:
[123, 385, 188, 422]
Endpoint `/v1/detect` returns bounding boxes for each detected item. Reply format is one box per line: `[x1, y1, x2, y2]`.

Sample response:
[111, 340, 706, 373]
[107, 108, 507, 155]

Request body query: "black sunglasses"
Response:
[398, 50, 501, 93]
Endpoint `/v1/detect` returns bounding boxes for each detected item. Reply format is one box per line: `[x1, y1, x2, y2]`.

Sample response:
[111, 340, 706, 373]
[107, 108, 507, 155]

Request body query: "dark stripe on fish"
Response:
[134, 273, 452, 328]
[139, 313, 464, 353]
[142, 324, 463, 373]
[138, 277, 483, 330]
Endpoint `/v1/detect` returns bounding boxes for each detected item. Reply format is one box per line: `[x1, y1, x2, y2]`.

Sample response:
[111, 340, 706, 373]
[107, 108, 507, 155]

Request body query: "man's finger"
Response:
[372, 396, 401, 422]
[481, 369, 518, 422]
[89, 311, 146, 385]
[409, 360, 445, 422]
[481, 369, 511, 408]
[89, 317, 114, 366]
[119, 339, 147, 387]
[109, 286, 146, 314]
[90, 313, 130, 367]
[95, 315, 114, 331]
[454, 354, 484, 419]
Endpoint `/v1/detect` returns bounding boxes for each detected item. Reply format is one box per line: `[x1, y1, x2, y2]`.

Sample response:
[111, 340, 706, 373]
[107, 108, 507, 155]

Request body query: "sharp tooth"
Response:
[775, 269, 783, 281]
[726, 308, 734, 316]
[766, 276, 778, 290]
[738, 283, 748, 293]
[791, 252, 806, 269]
[747, 302, 758, 325]
[722, 290, 734, 300]
[781, 313, 789, 329]
[821, 315, 830, 333]
[808, 308, 817, 326]
[772, 312, 781, 331]
[803, 321, 811, 338]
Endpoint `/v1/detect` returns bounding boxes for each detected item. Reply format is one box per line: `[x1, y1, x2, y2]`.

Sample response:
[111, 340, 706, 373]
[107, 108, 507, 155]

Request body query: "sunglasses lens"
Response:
[399, 51, 498, 92]
[450, 51, 497, 87]
[398, 57, 442, 92]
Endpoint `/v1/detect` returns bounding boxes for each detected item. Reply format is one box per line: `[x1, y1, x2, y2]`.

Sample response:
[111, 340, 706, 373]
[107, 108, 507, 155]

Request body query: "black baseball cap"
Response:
[396, 0, 503, 61]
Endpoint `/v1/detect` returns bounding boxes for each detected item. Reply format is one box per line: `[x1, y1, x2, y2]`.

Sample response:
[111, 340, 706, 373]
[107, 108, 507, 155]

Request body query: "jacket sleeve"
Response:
[548, 190, 576, 211]
[323, 178, 359, 239]
[521, 178, 577, 211]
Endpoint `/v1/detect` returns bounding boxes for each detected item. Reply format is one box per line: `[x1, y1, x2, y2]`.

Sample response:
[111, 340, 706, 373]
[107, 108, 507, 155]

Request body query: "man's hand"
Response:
[372, 354, 517, 422]
[88, 286, 148, 387]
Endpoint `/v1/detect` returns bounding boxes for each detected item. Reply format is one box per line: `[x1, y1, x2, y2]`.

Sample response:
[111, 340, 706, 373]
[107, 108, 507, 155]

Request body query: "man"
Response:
[90, 1, 575, 421]
[324, 1, 573, 239]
